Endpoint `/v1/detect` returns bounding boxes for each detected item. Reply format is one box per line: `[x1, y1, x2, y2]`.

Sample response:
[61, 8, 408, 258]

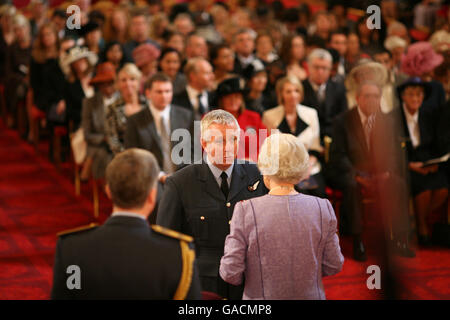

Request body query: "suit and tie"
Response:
[156, 160, 268, 299]
[172, 87, 216, 120]
[301, 79, 348, 142]
[327, 107, 410, 237]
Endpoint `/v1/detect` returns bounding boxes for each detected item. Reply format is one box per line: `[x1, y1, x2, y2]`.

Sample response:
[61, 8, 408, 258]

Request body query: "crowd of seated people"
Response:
[1, 0, 449, 266]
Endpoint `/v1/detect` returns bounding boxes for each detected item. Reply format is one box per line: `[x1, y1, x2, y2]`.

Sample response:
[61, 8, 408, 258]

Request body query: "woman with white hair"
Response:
[220, 133, 344, 300]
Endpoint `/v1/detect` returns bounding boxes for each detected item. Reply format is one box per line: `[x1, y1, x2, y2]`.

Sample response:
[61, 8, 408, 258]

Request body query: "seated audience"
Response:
[220, 133, 344, 299]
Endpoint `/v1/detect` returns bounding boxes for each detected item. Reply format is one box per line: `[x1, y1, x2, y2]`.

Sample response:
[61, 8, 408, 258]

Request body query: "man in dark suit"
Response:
[51, 149, 201, 299]
[231, 28, 264, 78]
[172, 57, 216, 120]
[156, 110, 268, 299]
[301, 48, 348, 143]
[125, 73, 194, 223]
[125, 73, 194, 179]
[327, 82, 414, 261]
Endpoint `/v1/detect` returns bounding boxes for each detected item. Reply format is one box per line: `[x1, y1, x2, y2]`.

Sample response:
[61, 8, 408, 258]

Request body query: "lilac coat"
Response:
[219, 193, 344, 300]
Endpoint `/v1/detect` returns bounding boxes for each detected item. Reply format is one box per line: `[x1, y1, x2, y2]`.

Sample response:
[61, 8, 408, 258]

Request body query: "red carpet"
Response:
[0, 121, 449, 300]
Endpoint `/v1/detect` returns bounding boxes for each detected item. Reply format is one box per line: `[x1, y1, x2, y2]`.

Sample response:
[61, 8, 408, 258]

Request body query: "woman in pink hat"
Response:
[401, 41, 446, 112]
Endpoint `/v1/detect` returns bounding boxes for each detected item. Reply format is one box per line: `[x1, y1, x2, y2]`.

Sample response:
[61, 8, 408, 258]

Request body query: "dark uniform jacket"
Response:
[156, 161, 267, 299]
[51, 216, 201, 299]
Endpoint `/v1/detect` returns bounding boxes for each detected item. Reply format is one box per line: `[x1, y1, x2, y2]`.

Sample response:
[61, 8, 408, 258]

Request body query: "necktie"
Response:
[364, 115, 375, 149]
[159, 116, 175, 174]
[317, 84, 326, 105]
[220, 171, 229, 199]
[197, 93, 206, 115]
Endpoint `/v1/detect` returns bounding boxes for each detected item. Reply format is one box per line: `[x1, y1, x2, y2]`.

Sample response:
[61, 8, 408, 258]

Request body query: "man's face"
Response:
[130, 16, 148, 41]
[374, 52, 392, 71]
[190, 60, 214, 90]
[356, 84, 381, 117]
[186, 36, 208, 59]
[98, 81, 116, 98]
[201, 123, 239, 170]
[329, 34, 347, 56]
[309, 57, 332, 85]
[234, 32, 254, 57]
[146, 81, 173, 110]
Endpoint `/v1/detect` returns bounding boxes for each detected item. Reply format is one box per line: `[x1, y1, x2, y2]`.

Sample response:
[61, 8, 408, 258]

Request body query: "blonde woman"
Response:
[105, 63, 147, 154]
[262, 76, 326, 197]
[220, 133, 344, 299]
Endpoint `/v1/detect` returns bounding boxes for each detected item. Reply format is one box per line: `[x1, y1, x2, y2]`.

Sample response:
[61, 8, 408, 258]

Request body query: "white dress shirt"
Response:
[112, 211, 147, 220]
[403, 104, 421, 148]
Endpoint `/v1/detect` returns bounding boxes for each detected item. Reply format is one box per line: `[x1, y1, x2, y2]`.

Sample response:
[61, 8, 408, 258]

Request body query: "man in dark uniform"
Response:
[51, 149, 201, 299]
[156, 110, 268, 299]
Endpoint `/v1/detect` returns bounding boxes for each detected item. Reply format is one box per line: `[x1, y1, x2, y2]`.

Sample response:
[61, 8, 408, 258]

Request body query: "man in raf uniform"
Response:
[51, 149, 201, 299]
[156, 110, 268, 299]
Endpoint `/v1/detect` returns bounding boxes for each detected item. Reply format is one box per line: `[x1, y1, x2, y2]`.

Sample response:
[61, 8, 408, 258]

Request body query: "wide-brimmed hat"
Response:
[397, 77, 432, 101]
[60, 46, 98, 77]
[345, 60, 388, 92]
[401, 41, 444, 77]
[90, 62, 116, 85]
[217, 77, 245, 97]
[132, 43, 161, 68]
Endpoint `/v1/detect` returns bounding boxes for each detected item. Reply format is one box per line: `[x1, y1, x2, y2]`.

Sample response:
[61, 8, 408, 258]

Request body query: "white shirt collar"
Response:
[112, 211, 147, 220]
[402, 103, 419, 124]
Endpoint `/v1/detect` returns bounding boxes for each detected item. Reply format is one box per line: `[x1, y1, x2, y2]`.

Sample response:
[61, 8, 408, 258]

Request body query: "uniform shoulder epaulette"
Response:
[151, 225, 193, 243]
[57, 223, 99, 237]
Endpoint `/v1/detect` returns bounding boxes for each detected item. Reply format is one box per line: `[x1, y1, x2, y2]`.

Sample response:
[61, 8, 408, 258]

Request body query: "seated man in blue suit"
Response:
[156, 110, 268, 299]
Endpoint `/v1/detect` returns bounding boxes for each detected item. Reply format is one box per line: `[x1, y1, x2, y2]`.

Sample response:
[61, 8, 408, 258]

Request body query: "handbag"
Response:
[71, 128, 87, 165]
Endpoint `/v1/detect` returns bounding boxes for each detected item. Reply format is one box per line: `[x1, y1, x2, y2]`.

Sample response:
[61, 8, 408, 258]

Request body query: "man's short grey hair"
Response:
[201, 109, 240, 141]
[258, 133, 309, 184]
[307, 48, 333, 65]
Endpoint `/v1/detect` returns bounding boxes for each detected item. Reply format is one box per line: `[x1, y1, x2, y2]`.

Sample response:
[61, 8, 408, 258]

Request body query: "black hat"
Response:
[397, 77, 431, 101]
[217, 77, 244, 97]
[78, 21, 100, 37]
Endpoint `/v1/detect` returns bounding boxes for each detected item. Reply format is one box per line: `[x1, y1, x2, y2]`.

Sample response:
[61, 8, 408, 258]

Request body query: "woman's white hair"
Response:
[201, 109, 240, 141]
[258, 133, 309, 184]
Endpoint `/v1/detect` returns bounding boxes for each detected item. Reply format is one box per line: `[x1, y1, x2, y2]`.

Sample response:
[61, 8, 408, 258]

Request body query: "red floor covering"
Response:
[0, 121, 449, 300]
